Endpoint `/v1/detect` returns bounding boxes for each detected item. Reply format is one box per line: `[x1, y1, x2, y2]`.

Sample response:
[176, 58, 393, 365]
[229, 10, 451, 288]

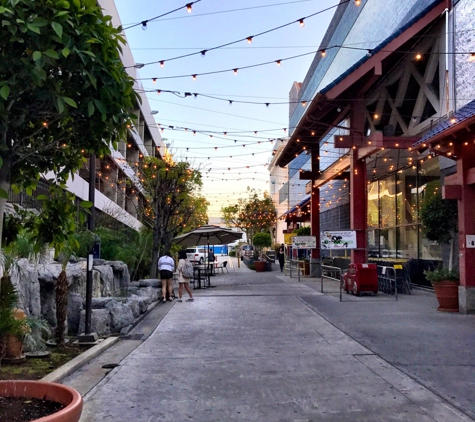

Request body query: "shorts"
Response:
[160, 270, 173, 280]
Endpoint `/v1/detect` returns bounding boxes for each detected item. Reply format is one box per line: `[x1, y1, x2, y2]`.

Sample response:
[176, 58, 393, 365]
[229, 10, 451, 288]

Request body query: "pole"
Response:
[79, 154, 98, 343]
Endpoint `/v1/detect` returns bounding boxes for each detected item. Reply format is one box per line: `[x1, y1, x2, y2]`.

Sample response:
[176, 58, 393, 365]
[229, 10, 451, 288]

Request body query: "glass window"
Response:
[397, 226, 418, 260]
[380, 176, 396, 227]
[380, 227, 397, 258]
[419, 226, 442, 260]
[367, 181, 379, 229]
[396, 166, 418, 225]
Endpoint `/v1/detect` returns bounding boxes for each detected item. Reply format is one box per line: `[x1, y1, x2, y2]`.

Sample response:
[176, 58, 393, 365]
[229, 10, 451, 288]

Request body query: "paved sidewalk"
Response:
[63, 257, 475, 421]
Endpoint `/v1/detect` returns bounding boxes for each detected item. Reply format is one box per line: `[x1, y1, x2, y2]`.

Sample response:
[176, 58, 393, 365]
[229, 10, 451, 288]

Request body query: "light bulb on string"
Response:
[246, 36, 253, 44]
[186, 3, 192, 13]
[159, 61, 165, 68]
[276, 60, 281, 66]
[299, 19, 305, 27]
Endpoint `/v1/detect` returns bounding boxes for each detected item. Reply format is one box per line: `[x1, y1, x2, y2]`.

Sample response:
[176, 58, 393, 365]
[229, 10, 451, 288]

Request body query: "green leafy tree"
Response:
[26, 184, 90, 345]
[420, 191, 458, 271]
[132, 156, 208, 277]
[0, 0, 139, 247]
[252, 232, 271, 260]
[221, 189, 276, 243]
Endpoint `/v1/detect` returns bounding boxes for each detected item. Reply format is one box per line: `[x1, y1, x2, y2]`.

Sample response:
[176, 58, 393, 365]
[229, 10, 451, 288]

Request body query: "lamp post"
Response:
[78, 153, 98, 343]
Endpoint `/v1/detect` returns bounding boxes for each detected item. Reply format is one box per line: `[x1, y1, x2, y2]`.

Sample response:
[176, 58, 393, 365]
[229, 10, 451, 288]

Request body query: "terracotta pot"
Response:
[3, 334, 25, 364]
[254, 261, 266, 272]
[432, 282, 459, 312]
[0, 380, 83, 421]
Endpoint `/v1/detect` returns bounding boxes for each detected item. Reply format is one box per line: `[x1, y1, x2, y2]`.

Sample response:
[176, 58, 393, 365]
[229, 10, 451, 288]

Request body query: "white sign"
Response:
[292, 236, 317, 249]
[466, 235, 475, 248]
[321, 231, 357, 250]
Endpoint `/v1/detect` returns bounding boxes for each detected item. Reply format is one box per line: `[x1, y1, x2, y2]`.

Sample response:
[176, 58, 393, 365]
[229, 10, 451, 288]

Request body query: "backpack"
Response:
[182, 259, 194, 278]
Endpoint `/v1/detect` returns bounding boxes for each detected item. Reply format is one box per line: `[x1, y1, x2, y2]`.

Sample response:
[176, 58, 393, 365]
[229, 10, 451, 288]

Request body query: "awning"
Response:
[279, 195, 311, 219]
[413, 99, 475, 148]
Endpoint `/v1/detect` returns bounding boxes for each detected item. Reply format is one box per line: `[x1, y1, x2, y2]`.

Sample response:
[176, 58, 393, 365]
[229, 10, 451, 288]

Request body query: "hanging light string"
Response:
[136, 45, 475, 78]
[123, 1, 202, 31]
[133, 1, 351, 68]
[142, 86, 475, 106]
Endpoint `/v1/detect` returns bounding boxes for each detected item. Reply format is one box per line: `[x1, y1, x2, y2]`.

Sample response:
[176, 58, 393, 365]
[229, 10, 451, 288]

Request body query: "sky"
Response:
[114, 0, 337, 217]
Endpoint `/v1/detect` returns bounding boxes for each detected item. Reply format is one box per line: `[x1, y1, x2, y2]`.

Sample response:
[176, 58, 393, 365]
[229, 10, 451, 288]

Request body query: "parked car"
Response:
[186, 247, 207, 264]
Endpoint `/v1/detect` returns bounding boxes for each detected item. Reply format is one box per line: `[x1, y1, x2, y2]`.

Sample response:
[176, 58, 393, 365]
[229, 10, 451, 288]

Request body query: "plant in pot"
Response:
[420, 191, 459, 312]
[252, 232, 272, 272]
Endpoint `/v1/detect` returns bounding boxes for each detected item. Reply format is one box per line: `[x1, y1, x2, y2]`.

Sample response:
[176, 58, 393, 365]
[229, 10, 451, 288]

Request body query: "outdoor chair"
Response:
[216, 261, 228, 273]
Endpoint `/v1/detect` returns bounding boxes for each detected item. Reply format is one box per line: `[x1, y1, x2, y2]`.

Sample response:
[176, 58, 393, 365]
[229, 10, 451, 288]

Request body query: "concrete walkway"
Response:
[63, 257, 475, 421]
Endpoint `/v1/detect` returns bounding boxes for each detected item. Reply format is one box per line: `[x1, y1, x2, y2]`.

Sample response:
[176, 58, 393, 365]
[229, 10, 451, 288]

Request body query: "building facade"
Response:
[275, 0, 475, 311]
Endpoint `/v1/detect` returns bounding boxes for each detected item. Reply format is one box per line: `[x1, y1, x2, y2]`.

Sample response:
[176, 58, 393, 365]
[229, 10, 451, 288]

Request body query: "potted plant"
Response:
[424, 267, 459, 312]
[420, 191, 459, 312]
[252, 232, 272, 272]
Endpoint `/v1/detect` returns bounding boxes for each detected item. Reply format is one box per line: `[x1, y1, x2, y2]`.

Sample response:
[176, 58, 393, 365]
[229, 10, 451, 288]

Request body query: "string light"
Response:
[320, 49, 326, 57]
[299, 19, 305, 27]
[276, 60, 281, 66]
[355, 0, 361, 5]
[192, 74, 197, 80]
[233, 68, 238, 75]
[159, 61, 165, 68]
[246, 36, 253, 44]
[186, 3, 192, 12]
[415, 53, 422, 60]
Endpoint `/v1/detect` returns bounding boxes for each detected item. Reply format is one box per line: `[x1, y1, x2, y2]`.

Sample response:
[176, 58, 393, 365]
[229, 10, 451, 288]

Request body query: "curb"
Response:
[41, 336, 120, 383]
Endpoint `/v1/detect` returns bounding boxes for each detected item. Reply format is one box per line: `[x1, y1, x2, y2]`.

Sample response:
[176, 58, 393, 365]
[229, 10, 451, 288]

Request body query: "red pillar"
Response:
[452, 143, 475, 312]
[350, 148, 367, 264]
[311, 184, 320, 260]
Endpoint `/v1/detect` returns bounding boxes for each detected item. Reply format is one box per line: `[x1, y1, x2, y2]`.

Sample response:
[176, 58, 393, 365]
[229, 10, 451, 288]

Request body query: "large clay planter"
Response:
[254, 261, 266, 272]
[432, 282, 459, 312]
[0, 380, 83, 421]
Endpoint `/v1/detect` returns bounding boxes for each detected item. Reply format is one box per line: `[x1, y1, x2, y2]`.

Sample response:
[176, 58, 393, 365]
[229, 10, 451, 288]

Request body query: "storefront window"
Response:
[396, 166, 417, 225]
[367, 181, 379, 228]
[380, 176, 396, 227]
[397, 226, 418, 259]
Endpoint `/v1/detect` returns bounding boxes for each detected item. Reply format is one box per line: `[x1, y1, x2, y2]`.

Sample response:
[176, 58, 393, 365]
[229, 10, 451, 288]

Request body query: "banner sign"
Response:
[321, 231, 357, 249]
[292, 236, 317, 249]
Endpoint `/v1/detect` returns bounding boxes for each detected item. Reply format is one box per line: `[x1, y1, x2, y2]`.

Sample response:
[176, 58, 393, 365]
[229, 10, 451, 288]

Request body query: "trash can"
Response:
[343, 263, 378, 296]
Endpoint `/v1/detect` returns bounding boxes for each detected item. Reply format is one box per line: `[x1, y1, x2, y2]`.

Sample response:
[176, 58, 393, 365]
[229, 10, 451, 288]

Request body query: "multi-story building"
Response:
[275, 0, 475, 312]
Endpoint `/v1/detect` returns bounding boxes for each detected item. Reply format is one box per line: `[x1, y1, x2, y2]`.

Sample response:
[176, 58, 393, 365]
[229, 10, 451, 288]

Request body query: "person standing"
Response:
[208, 247, 215, 274]
[158, 252, 175, 302]
[277, 244, 285, 272]
[177, 250, 194, 302]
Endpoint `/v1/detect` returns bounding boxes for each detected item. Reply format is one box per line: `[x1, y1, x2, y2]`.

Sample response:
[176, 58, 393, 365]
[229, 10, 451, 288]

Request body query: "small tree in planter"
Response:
[420, 191, 459, 311]
[252, 232, 271, 272]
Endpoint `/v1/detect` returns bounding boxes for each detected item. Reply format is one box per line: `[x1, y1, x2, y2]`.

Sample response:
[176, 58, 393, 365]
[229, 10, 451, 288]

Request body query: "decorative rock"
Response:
[67, 293, 84, 335]
[78, 309, 111, 336]
[106, 300, 134, 333]
[136, 287, 160, 304]
[90, 297, 116, 309]
[120, 325, 133, 336]
[138, 279, 161, 288]
[126, 295, 141, 318]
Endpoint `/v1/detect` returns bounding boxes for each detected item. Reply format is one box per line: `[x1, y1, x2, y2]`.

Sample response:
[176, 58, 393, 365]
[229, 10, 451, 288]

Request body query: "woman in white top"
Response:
[177, 250, 194, 302]
[158, 252, 175, 302]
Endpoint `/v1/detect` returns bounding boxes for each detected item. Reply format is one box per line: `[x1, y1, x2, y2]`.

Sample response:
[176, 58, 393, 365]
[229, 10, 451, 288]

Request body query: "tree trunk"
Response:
[55, 270, 68, 346]
[0, 131, 12, 251]
[448, 237, 454, 272]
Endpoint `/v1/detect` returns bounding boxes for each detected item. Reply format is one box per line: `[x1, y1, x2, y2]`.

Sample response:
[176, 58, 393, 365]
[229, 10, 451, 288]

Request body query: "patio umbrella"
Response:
[173, 225, 243, 249]
[173, 225, 243, 284]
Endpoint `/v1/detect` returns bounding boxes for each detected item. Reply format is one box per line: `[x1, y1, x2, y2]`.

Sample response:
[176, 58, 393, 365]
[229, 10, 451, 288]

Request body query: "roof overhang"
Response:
[276, 0, 450, 169]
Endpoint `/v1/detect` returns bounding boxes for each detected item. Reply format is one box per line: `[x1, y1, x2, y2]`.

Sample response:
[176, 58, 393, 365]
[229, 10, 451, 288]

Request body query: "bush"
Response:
[229, 250, 236, 257]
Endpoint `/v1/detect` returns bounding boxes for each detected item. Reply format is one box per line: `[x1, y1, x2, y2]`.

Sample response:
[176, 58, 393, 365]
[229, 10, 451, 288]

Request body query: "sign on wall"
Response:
[321, 231, 357, 249]
[292, 236, 317, 249]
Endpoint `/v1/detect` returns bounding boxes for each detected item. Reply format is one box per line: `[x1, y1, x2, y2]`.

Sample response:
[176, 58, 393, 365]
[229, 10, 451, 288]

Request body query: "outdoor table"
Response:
[193, 264, 212, 289]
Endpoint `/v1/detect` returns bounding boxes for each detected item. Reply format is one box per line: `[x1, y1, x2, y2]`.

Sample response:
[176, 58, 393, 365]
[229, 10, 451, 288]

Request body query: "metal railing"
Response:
[321, 264, 344, 302]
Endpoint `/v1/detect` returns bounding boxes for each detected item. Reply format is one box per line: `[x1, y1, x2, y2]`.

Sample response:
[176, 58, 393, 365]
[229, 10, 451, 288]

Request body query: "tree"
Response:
[25, 184, 89, 345]
[0, 0, 139, 247]
[132, 156, 208, 277]
[420, 191, 458, 271]
[252, 232, 271, 261]
[221, 189, 276, 243]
